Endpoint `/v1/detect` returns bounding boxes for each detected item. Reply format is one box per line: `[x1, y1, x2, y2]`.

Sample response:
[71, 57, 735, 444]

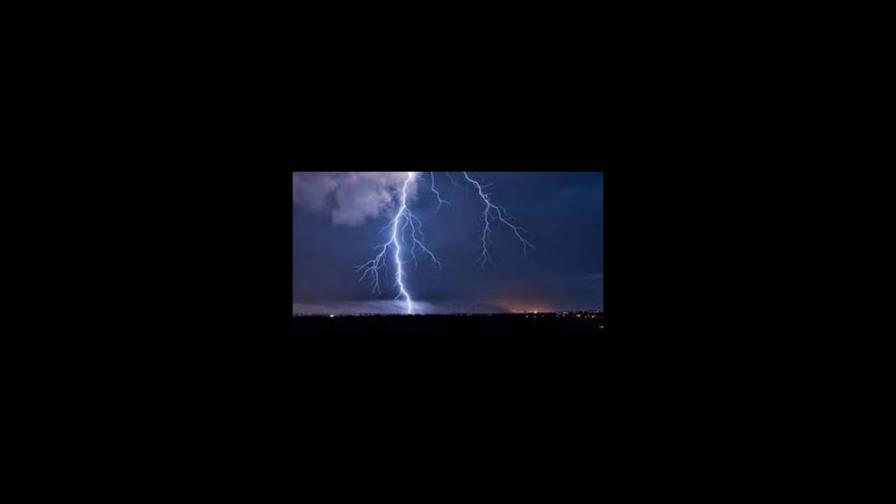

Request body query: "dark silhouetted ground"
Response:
[292, 312, 604, 338]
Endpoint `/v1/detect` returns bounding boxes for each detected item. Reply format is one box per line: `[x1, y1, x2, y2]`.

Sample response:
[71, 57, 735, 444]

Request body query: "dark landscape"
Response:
[293, 311, 604, 338]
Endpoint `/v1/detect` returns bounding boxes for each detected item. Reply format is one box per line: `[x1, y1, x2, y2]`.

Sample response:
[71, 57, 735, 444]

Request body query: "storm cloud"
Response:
[293, 172, 419, 226]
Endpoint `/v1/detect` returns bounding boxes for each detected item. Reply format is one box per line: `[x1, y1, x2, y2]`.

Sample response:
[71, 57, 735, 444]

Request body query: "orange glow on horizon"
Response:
[494, 296, 558, 315]
[506, 305, 554, 314]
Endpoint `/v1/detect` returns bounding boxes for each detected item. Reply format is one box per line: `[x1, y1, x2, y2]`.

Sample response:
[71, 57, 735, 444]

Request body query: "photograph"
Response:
[293, 170, 603, 337]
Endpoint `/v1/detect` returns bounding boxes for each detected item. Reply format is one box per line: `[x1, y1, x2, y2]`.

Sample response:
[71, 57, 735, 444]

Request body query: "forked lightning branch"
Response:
[355, 172, 534, 314]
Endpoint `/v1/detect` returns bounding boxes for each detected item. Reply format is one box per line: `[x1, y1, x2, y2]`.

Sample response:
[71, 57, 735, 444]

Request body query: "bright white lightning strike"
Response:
[355, 171, 533, 314]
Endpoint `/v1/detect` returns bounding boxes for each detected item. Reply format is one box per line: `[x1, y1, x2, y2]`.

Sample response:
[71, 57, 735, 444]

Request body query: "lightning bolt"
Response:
[355, 171, 532, 314]
[428, 171, 450, 212]
[355, 172, 440, 314]
[461, 171, 534, 265]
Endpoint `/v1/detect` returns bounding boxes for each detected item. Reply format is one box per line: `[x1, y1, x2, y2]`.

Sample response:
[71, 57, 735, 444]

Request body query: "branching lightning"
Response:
[355, 171, 532, 314]
[462, 171, 535, 265]
[428, 171, 450, 212]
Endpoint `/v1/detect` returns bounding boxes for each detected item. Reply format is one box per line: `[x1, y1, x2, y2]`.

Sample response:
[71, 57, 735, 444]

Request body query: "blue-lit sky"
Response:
[293, 171, 602, 314]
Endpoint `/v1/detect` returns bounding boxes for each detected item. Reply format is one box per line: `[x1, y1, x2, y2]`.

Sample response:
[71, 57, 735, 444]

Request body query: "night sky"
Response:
[293, 172, 602, 315]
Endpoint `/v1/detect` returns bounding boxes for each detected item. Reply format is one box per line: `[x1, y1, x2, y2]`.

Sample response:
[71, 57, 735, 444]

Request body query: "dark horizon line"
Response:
[293, 310, 604, 317]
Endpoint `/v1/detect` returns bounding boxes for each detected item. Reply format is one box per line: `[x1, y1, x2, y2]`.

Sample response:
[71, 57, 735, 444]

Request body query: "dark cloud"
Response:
[293, 172, 420, 226]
